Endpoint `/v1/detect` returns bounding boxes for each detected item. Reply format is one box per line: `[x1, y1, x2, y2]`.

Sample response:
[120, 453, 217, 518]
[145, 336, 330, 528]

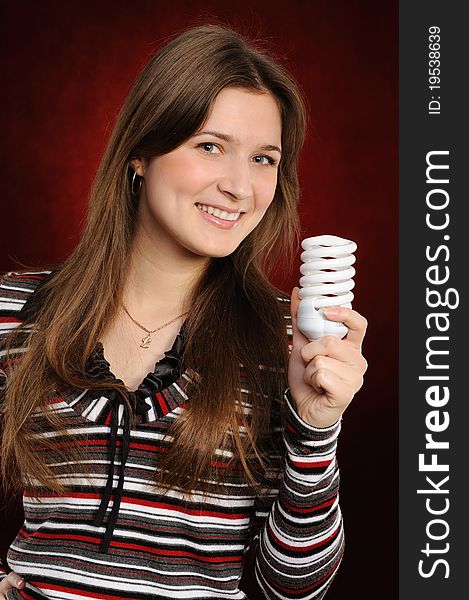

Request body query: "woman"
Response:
[0, 24, 367, 599]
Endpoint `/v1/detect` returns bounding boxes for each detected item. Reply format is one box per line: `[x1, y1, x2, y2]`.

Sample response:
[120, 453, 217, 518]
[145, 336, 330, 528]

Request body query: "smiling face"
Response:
[131, 86, 282, 263]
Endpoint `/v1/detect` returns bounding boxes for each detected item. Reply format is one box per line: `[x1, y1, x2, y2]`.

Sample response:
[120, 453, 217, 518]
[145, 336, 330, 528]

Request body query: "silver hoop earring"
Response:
[131, 171, 143, 196]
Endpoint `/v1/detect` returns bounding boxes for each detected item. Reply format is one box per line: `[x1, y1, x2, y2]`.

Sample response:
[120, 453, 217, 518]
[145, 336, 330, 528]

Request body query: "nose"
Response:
[217, 156, 253, 201]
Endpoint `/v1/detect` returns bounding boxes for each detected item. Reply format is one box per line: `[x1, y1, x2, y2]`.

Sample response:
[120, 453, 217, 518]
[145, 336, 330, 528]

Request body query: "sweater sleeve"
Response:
[0, 558, 7, 580]
[0, 272, 14, 583]
[0, 270, 50, 584]
[0, 276, 7, 582]
[252, 388, 343, 599]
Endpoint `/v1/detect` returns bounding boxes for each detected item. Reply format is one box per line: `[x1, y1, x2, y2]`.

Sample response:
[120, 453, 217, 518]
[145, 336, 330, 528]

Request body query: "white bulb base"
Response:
[297, 298, 348, 341]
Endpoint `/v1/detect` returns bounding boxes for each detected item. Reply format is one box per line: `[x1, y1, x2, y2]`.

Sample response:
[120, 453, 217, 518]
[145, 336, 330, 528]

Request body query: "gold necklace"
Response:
[122, 304, 189, 348]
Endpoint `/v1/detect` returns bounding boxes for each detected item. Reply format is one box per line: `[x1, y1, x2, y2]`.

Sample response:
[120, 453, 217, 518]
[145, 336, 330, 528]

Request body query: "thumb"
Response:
[290, 286, 300, 317]
[1, 572, 25, 591]
[290, 286, 309, 349]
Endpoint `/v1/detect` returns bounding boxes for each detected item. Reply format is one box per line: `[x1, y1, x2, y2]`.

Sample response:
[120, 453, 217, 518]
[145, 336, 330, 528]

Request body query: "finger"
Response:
[1, 572, 25, 591]
[300, 334, 367, 369]
[305, 356, 365, 393]
[323, 306, 368, 349]
[307, 367, 354, 404]
[290, 287, 310, 349]
[8, 572, 25, 589]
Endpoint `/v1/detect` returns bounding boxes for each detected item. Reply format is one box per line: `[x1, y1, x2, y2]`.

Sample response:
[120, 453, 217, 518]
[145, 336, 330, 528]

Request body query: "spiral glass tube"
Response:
[297, 234, 357, 340]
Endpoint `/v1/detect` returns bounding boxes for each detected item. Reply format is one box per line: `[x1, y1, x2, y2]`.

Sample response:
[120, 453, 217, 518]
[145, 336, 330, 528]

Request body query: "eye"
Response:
[253, 155, 278, 167]
[198, 142, 221, 154]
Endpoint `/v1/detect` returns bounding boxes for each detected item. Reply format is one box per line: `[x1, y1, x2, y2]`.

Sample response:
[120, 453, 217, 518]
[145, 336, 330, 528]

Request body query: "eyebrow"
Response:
[193, 129, 282, 155]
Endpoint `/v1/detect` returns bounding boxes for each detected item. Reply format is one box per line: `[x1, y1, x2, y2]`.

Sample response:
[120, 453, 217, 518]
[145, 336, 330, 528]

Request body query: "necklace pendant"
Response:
[140, 334, 152, 348]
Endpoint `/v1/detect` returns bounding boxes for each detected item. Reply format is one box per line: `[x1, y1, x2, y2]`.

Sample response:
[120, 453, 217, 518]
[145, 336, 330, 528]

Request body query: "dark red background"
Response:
[0, 1, 398, 597]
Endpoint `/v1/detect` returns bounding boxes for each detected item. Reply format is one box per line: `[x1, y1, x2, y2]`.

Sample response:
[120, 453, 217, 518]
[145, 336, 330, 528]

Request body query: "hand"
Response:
[0, 572, 25, 599]
[287, 287, 368, 428]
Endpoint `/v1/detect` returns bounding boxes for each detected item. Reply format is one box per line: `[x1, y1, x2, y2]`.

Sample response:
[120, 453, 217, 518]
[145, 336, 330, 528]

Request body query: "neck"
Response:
[123, 236, 208, 322]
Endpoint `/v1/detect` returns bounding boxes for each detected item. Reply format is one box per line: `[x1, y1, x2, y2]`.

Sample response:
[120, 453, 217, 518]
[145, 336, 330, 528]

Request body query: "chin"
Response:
[198, 248, 237, 259]
[189, 239, 242, 259]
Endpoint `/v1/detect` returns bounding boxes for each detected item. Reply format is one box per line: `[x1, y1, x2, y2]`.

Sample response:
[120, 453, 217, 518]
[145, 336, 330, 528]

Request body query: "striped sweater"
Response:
[0, 271, 344, 600]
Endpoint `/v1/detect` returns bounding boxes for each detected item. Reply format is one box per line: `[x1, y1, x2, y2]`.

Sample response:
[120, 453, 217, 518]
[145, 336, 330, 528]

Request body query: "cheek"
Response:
[252, 179, 278, 228]
[155, 163, 211, 200]
[248, 194, 276, 235]
[257, 177, 278, 212]
[148, 158, 179, 190]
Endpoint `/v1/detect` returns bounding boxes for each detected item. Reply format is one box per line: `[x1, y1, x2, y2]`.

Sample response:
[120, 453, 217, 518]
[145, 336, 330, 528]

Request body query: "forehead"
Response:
[203, 87, 282, 143]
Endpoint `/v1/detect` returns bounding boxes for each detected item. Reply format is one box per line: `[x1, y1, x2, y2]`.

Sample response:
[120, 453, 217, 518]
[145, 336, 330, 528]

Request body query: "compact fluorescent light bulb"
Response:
[297, 235, 357, 341]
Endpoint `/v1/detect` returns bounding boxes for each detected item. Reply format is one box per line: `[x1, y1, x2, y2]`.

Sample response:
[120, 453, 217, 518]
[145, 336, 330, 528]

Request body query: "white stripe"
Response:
[285, 460, 335, 485]
[0, 300, 24, 310]
[256, 564, 333, 600]
[146, 395, 156, 421]
[286, 442, 336, 464]
[109, 527, 247, 551]
[267, 508, 342, 551]
[0, 284, 36, 292]
[9, 547, 242, 581]
[0, 346, 27, 358]
[22, 502, 252, 530]
[276, 497, 338, 525]
[82, 396, 108, 420]
[67, 389, 88, 407]
[6, 270, 51, 276]
[283, 469, 340, 499]
[8, 561, 245, 598]
[0, 322, 25, 330]
[23, 508, 250, 532]
[24, 482, 256, 507]
[172, 381, 188, 400]
[117, 403, 125, 426]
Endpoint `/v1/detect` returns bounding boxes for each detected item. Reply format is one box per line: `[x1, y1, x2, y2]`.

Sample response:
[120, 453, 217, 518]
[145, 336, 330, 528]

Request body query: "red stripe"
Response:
[23, 491, 102, 499]
[282, 497, 336, 514]
[21, 531, 244, 564]
[290, 458, 332, 468]
[21, 492, 249, 520]
[30, 582, 136, 600]
[0, 357, 21, 368]
[118, 497, 249, 519]
[45, 397, 65, 407]
[268, 523, 340, 552]
[9, 273, 45, 280]
[35, 438, 170, 453]
[23, 526, 337, 556]
[210, 461, 227, 469]
[110, 540, 242, 563]
[129, 442, 166, 453]
[20, 531, 100, 545]
[270, 560, 342, 595]
[36, 439, 114, 451]
[155, 392, 167, 414]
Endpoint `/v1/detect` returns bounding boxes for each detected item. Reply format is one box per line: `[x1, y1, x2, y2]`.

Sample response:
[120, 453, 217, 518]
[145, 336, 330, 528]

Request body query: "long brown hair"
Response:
[1, 23, 307, 497]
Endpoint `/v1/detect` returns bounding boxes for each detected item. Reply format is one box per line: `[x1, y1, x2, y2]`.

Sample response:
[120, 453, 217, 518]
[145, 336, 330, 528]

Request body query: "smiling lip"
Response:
[195, 202, 245, 214]
[195, 204, 243, 229]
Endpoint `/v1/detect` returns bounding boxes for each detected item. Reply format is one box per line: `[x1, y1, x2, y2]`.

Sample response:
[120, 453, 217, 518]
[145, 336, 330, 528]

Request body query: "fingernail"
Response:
[17, 578, 25, 587]
[324, 306, 339, 315]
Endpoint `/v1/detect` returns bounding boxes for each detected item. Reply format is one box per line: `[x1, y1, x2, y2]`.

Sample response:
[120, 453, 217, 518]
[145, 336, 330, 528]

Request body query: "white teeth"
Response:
[196, 203, 242, 221]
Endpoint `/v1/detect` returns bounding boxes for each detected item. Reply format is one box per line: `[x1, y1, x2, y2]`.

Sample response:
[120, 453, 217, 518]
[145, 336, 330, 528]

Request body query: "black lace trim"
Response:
[84, 323, 186, 416]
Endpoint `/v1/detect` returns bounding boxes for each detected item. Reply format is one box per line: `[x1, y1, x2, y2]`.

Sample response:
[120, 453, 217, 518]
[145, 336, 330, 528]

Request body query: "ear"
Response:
[130, 158, 146, 176]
